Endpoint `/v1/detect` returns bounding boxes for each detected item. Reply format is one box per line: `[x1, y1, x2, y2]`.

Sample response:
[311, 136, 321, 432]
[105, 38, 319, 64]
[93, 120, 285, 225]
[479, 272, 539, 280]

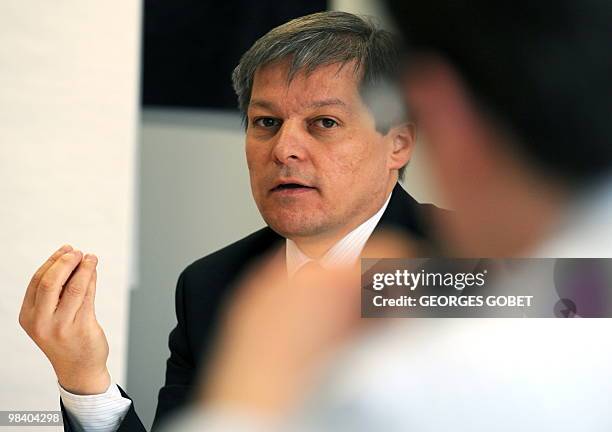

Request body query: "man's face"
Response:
[246, 59, 398, 243]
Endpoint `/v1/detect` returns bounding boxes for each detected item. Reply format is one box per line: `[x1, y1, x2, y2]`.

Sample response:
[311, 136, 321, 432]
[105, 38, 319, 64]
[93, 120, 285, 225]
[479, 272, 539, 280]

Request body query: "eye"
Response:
[253, 117, 281, 128]
[313, 118, 339, 129]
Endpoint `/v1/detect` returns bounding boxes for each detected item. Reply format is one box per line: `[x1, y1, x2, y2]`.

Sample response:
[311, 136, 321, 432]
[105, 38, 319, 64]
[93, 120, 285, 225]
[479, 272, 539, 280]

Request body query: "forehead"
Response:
[250, 59, 364, 111]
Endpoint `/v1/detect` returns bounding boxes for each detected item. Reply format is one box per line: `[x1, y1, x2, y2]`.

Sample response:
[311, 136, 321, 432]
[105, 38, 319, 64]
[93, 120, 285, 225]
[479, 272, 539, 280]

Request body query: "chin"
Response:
[264, 211, 325, 239]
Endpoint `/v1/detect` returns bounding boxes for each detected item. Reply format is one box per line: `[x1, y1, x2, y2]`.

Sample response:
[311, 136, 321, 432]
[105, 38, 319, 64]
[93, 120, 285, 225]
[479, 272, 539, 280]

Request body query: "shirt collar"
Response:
[286, 192, 393, 277]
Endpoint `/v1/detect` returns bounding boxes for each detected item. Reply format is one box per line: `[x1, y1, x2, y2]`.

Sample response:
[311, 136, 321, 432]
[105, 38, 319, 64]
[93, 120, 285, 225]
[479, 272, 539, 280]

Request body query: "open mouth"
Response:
[271, 183, 316, 193]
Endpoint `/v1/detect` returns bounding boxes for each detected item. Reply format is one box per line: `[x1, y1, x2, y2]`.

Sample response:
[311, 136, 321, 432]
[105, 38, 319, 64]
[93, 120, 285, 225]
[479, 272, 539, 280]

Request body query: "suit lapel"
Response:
[376, 183, 431, 239]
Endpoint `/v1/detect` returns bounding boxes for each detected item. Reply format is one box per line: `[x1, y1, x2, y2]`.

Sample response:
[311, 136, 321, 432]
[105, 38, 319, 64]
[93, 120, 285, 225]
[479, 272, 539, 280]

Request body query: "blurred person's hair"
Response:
[385, 0, 612, 187]
[232, 11, 408, 178]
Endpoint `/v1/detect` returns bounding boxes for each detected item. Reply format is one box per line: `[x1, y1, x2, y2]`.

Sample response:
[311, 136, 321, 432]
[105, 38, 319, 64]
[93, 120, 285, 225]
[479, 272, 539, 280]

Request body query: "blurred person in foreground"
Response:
[18, 11, 447, 432]
[169, 0, 612, 430]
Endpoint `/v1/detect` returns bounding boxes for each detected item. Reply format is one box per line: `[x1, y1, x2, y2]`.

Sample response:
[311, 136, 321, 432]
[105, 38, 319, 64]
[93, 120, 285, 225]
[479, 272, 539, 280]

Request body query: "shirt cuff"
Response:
[58, 380, 132, 432]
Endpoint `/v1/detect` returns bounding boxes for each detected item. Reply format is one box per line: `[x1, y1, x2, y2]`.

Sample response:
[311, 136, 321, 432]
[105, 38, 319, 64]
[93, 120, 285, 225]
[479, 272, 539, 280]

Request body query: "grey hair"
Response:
[231, 11, 408, 178]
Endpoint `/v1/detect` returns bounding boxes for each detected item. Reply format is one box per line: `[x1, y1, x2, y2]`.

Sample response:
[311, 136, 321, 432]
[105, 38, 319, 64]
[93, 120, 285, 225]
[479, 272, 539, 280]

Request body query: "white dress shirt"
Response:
[286, 192, 392, 277]
[60, 193, 393, 432]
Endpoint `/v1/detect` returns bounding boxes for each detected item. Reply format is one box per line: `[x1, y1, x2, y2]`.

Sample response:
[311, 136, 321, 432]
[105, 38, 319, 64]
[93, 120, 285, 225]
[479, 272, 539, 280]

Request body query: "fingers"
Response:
[55, 254, 98, 322]
[23, 245, 73, 309]
[34, 250, 83, 316]
[85, 269, 97, 305]
[77, 268, 98, 319]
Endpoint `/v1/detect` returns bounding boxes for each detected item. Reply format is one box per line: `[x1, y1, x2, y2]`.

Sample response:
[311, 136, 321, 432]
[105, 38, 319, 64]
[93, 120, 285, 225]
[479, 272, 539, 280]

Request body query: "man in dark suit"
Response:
[18, 11, 445, 432]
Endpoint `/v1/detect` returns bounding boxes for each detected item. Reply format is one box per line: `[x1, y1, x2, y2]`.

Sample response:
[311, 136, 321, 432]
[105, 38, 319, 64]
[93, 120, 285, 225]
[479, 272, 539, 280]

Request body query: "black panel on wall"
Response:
[142, 0, 328, 110]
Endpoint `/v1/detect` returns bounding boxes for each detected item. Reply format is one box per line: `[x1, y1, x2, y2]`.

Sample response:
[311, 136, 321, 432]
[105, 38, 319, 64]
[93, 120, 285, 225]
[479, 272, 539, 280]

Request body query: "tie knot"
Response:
[291, 260, 324, 285]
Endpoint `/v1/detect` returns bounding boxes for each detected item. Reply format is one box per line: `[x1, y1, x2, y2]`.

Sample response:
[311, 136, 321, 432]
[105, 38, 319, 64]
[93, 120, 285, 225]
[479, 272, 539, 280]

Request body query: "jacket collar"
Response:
[376, 182, 432, 240]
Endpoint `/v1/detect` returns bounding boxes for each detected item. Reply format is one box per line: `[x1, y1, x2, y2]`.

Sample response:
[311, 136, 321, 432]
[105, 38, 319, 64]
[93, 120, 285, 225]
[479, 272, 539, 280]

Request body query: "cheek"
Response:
[245, 140, 264, 173]
[322, 152, 358, 182]
[244, 140, 253, 168]
[321, 144, 378, 191]
[245, 142, 267, 201]
[341, 140, 384, 175]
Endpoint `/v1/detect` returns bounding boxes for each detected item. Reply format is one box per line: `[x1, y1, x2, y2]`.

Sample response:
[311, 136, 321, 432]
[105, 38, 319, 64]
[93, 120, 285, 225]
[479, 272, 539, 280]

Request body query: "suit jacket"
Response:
[61, 183, 446, 431]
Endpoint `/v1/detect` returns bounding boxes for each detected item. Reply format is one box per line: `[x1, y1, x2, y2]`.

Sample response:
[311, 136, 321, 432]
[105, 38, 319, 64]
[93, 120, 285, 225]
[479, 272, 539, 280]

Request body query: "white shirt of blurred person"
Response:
[163, 0, 612, 431]
[18, 10, 449, 432]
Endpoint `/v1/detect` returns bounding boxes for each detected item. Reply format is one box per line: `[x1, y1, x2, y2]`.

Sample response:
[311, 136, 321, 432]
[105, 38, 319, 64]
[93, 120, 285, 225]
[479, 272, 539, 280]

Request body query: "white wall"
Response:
[0, 1, 140, 430]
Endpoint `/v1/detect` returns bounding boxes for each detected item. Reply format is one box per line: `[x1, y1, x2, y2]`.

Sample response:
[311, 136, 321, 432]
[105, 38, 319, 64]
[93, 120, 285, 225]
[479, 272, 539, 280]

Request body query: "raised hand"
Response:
[19, 244, 111, 395]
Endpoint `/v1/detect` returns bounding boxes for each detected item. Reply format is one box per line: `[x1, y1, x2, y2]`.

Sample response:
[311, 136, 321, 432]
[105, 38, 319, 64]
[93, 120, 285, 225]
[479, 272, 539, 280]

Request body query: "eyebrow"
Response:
[248, 98, 348, 112]
[307, 98, 347, 109]
[248, 99, 277, 111]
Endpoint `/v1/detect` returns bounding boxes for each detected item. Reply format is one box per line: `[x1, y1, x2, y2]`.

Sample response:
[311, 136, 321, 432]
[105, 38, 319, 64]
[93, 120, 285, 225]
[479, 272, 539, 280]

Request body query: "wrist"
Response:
[57, 367, 111, 395]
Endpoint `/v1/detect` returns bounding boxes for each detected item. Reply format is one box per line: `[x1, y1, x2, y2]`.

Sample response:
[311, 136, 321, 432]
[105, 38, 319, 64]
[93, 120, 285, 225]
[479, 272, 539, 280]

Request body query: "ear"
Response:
[385, 122, 416, 171]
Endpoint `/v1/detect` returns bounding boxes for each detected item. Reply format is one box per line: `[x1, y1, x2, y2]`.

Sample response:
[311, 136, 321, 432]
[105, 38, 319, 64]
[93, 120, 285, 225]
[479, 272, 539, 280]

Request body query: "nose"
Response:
[272, 120, 309, 166]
